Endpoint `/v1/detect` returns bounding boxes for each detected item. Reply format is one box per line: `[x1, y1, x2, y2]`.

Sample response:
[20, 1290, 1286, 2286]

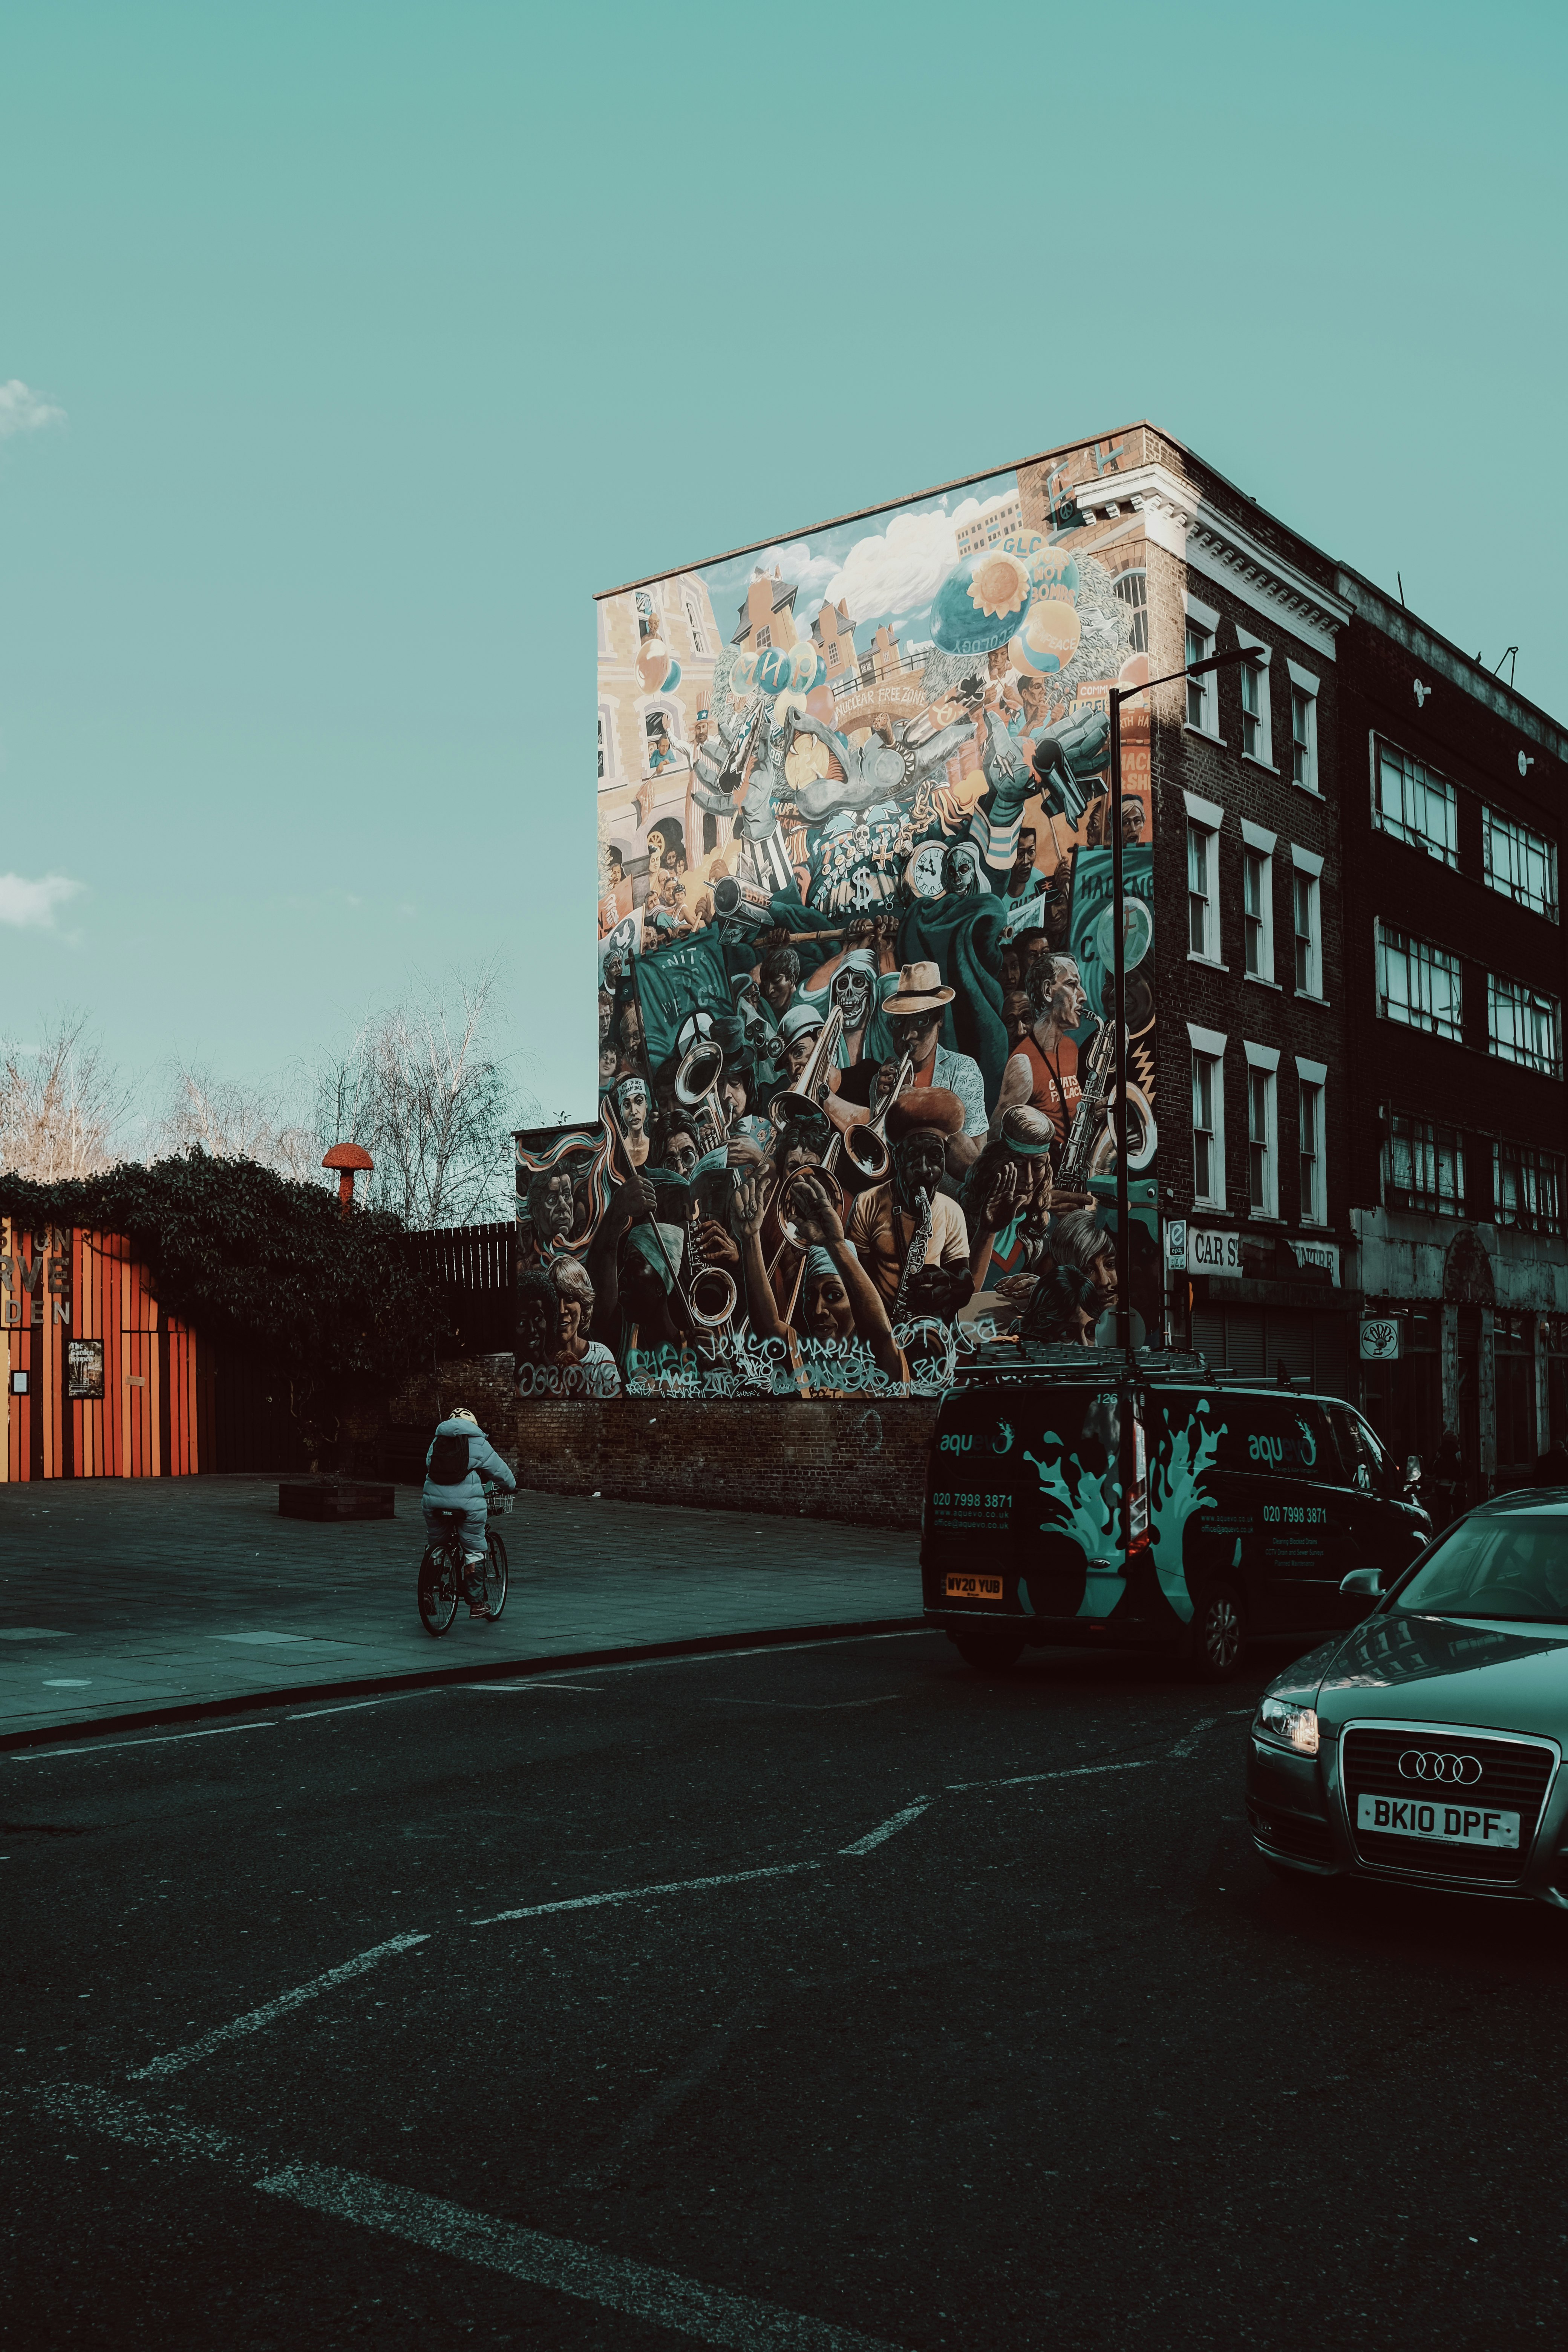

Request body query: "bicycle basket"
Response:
[486, 1488, 515, 1517]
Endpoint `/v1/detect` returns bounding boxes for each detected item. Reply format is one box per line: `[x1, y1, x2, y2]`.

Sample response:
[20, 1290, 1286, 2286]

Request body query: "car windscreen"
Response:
[1393, 1514, 1568, 1623]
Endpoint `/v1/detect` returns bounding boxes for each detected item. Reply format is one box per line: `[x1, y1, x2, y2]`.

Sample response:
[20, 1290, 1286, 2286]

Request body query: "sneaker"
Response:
[468, 1602, 491, 1620]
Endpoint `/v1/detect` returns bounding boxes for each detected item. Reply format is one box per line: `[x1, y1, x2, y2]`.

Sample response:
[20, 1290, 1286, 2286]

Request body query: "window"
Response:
[1241, 830, 1274, 980]
[1493, 1141, 1565, 1236]
[1373, 738, 1458, 865]
[684, 594, 711, 658]
[1113, 568, 1148, 654]
[1185, 617, 1214, 730]
[1245, 1047, 1279, 1218]
[1385, 1112, 1465, 1217]
[597, 713, 605, 780]
[1297, 1063, 1326, 1225]
[597, 702, 617, 781]
[1237, 638, 1270, 764]
[1484, 805, 1557, 922]
[635, 589, 656, 643]
[1188, 821, 1218, 959]
[1288, 669, 1318, 791]
[1291, 848, 1322, 997]
[1488, 971, 1562, 1076]
[1188, 1023, 1228, 1208]
[1375, 921, 1463, 1041]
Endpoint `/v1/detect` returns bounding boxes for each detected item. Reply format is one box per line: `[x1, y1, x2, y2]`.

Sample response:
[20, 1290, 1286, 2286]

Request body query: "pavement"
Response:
[7, 1629, 1567, 2351]
[0, 1477, 921, 1743]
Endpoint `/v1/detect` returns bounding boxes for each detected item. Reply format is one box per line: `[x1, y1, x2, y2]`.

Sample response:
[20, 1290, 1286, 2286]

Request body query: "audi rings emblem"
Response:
[1398, 1750, 1482, 1784]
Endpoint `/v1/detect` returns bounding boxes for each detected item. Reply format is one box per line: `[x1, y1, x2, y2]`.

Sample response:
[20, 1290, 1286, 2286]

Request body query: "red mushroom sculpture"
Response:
[322, 1141, 374, 1218]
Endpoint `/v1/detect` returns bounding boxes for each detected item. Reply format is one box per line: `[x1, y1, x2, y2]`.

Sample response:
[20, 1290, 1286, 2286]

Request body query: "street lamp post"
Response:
[1106, 643, 1262, 1360]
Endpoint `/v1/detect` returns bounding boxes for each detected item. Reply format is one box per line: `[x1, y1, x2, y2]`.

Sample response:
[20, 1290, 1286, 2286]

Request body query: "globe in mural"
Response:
[1011, 596, 1082, 676]
[930, 549, 1034, 657]
[636, 636, 682, 695]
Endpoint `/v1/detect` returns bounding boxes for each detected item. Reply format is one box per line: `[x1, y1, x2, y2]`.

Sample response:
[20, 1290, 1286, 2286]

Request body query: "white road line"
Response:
[1167, 1717, 1220, 1758]
[260, 2162, 904, 2351]
[474, 1861, 821, 1927]
[32, 2084, 908, 2352]
[284, 1693, 442, 1723]
[129, 1933, 430, 2079]
[840, 1801, 931, 1856]
[945, 1758, 1159, 1792]
[463, 1682, 606, 1694]
[523, 1631, 927, 1681]
[8, 1721, 278, 1764]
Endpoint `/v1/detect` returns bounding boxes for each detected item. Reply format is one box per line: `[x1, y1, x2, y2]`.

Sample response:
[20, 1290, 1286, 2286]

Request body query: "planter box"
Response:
[278, 1481, 396, 1523]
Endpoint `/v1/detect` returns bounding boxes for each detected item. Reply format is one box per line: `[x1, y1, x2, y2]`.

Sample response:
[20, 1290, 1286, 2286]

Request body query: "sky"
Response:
[2, 0, 1565, 1132]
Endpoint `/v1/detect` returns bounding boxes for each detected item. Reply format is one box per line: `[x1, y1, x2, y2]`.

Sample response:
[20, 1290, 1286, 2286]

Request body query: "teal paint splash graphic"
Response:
[1145, 1403, 1227, 1625]
[1023, 1398, 1124, 1619]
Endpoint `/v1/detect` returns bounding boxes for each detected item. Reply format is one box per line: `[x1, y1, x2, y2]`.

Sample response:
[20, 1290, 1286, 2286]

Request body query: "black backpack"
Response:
[429, 1430, 472, 1485]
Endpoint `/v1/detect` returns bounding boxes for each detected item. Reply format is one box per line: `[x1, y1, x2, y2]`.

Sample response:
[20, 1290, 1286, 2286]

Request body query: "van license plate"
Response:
[1355, 1795, 1520, 1848]
[945, 1574, 1003, 1600]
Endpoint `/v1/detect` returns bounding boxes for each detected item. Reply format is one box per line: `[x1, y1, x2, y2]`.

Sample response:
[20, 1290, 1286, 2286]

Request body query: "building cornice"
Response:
[1075, 463, 1352, 660]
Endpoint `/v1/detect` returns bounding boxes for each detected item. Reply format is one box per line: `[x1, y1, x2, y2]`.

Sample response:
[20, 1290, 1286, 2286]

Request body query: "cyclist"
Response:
[423, 1406, 517, 1619]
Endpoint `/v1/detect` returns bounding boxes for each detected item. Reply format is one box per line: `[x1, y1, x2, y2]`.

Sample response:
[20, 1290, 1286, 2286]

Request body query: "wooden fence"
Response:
[406, 1220, 517, 1358]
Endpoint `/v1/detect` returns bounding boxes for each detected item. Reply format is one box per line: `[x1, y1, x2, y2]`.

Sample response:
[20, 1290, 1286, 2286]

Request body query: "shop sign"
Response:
[1164, 1219, 1188, 1272]
[1289, 1239, 1341, 1286]
[1190, 1227, 1243, 1275]
[1360, 1315, 1403, 1362]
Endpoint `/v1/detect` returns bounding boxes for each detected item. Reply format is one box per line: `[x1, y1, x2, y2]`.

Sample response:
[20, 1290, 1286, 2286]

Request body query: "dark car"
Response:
[1249, 1490, 1568, 1906]
[922, 1349, 1431, 1679]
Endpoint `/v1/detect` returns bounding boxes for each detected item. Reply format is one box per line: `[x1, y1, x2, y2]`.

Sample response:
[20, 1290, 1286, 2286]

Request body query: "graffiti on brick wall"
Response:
[519, 448, 1162, 1400]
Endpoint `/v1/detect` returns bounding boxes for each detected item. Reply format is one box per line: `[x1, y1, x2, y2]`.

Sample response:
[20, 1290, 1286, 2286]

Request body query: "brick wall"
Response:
[386, 1357, 938, 1528]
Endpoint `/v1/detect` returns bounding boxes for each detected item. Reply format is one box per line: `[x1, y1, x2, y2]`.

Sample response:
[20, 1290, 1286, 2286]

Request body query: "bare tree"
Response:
[0, 1012, 134, 1180]
[150, 1061, 320, 1182]
[312, 963, 531, 1228]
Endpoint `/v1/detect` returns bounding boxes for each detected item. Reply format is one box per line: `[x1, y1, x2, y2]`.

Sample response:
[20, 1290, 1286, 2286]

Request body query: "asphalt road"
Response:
[4, 1629, 1566, 2351]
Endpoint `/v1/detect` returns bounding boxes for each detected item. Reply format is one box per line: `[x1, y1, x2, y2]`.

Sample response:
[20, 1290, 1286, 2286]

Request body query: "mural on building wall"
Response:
[524, 445, 1161, 1398]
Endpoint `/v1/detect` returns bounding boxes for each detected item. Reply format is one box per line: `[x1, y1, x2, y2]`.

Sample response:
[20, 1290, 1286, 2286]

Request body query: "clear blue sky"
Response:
[2, 1, 1563, 1126]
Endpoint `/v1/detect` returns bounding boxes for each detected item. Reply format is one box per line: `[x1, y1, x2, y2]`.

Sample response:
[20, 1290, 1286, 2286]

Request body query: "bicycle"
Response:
[417, 1490, 510, 1636]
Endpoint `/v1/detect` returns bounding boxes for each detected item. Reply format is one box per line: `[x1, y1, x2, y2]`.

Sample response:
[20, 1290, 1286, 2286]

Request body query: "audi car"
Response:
[1248, 1490, 1568, 1906]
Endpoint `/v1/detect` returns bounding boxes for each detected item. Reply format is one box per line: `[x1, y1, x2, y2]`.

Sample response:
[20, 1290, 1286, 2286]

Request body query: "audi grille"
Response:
[1343, 1726, 1557, 1886]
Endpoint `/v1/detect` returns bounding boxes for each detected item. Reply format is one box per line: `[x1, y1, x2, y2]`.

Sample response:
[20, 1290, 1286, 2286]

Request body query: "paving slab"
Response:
[0, 1476, 922, 1739]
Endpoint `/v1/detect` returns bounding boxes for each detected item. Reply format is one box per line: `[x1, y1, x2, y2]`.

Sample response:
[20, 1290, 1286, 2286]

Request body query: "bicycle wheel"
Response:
[482, 1530, 508, 1622]
[418, 1544, 459, 1637]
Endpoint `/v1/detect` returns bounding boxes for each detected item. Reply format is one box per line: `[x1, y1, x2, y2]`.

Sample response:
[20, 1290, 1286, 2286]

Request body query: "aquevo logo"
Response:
[1247, 1418, 1319, 1471]
[938, 1432, 973, 1455]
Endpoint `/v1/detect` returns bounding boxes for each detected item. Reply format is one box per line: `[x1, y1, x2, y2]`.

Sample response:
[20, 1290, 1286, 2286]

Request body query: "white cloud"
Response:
[0, 873, 84, 928]
[749, 539, 840, 601]
[0, 380, 67, 442]
[826, 504, 965, 624]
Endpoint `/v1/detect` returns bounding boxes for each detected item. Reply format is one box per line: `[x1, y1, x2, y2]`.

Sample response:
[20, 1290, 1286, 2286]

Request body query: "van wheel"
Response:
[1188, 1585, 1246, 1682]
[951, 1626, 1027, 1673]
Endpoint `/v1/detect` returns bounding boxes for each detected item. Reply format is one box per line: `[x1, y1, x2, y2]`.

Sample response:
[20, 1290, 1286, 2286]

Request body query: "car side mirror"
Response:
[1340, 1566, 1383, 1601]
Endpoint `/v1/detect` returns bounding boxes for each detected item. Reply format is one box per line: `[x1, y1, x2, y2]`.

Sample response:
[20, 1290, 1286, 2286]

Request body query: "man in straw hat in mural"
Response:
[845, 1089, 974, 1322]
[826, 960, 988, 1178]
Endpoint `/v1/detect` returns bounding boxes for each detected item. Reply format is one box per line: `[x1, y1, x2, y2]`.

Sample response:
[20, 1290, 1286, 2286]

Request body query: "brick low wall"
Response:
[384, 1360, 938, 1528]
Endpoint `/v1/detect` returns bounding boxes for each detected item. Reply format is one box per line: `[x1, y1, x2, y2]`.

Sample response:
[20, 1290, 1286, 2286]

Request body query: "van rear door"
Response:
[923, 1386, 1035, 1615]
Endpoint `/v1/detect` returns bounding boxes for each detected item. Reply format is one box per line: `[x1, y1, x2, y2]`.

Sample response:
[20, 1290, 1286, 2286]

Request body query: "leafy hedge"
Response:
[1, 1152, 434, 1410]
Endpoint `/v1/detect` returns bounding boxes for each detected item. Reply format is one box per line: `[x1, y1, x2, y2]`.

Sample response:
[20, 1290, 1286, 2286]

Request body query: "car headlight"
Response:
[1257, 1698, 1320, 1756]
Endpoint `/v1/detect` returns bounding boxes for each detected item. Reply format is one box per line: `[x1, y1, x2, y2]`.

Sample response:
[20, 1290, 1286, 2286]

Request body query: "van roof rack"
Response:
[955, 1343, 1308, 1388]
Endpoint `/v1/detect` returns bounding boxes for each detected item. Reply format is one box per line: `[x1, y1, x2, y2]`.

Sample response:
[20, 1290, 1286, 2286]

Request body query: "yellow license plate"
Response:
[945, 1573, 1004, 1600]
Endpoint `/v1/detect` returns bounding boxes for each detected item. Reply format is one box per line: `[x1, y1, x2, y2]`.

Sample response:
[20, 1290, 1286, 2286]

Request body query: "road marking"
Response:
[703, 1696, 906, 1712]
[130, 1934, 430, 2079]
[474, 1861, 821, 1926]
[463, 1682, 606, 1694]
[1167, 1717, 1220, 1758]
[9, 1722, 278, 1764]
[840, 1800, 931, 1856]
[284, 1693, 442, 1723]
[528, 1631, 928, 1681]
[260, 2162, 905, 2350]
[568, 1997, 770, 2193]
[945, 1758, 1159, 1792]
[32, 2084, 905, 2352]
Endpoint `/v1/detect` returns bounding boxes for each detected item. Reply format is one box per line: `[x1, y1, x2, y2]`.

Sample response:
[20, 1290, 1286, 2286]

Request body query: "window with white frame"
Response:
[683, 593, 711, 658]
[1297, 1059, 1326, 1225]
[597, 712, 606, 781]
[1374, 738, 1458, 865]
[1288, 662, 1320, 792]
[1245, 1044, 1279, 1217]
[1493, 1139, 1565, 1236]
[1484, 805, 1558, 923]
[1488, 970, 1562, 1077]
[1241, 822, 1275, 982]
[1375, 920, 1463, 1041]
[1113, 568, 1148, 654]
[1185, 599, 1218, 731]
[1291, 847, 1323, 997]
[635, 589, 656, 643]
[1188, 824, 1217, 959]
[1188, 1022, 1228, 1208]
[1238, 638, 1271, 764]
[597, 702, 617, 782]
